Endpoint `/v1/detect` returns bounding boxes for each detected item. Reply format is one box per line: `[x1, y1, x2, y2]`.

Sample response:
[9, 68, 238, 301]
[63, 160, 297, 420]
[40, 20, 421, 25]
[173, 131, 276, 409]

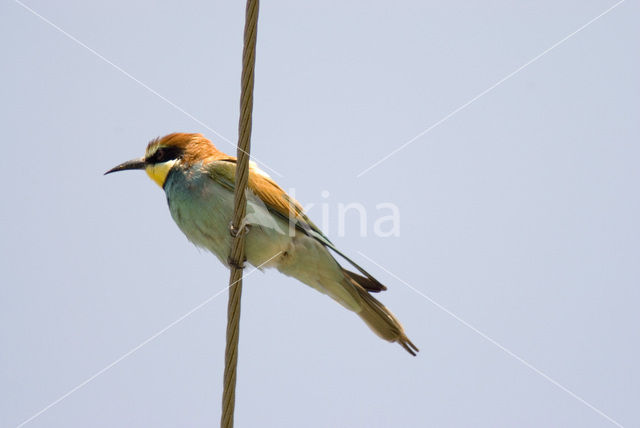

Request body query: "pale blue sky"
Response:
[1, 1, 639, 427]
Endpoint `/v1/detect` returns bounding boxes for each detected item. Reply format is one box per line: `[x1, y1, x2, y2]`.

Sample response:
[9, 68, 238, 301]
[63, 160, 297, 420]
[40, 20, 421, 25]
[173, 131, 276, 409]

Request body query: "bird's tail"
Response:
[345, 274, 419, 356]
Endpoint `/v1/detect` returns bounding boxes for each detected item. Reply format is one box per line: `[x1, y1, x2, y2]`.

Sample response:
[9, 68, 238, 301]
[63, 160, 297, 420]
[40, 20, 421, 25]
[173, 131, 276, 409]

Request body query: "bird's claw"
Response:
[227, 255, 247, 270]
[229, 220, 250, 238]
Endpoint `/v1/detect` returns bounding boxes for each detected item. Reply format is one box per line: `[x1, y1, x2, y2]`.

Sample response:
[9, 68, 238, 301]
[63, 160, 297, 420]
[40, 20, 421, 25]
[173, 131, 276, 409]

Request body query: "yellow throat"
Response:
[145, 160, 177, 188]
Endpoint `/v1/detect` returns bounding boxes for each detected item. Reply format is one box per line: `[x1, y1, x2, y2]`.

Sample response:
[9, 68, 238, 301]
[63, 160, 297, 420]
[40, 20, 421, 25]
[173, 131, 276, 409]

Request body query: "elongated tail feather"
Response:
[346, 276, 419, 356]
[343, 269, 387, 293]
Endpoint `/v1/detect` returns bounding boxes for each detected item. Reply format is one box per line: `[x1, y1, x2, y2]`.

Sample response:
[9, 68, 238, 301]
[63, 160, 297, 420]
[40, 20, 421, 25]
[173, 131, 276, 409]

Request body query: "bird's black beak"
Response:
[104, 158, 146, 175]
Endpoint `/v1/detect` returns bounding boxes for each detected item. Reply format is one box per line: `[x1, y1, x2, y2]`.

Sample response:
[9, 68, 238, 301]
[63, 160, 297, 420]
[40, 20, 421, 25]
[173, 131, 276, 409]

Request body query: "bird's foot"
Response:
[229, 220, 251, 238]
[227, 255, 247, 270]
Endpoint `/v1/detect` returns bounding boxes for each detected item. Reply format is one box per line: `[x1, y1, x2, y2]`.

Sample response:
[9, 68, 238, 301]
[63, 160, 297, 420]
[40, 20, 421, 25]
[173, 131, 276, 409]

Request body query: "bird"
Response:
[105, 132, 418, 355]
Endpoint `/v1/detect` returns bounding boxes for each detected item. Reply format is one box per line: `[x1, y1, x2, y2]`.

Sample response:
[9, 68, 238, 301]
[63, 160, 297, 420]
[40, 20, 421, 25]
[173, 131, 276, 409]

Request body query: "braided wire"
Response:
[221, 1, 259, 427]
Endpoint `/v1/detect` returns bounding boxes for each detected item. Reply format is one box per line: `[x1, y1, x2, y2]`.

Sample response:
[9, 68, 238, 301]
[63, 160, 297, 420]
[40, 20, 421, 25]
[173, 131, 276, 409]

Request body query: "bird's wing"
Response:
[205, 158, 326, 238]
[205, 159, 386, 291]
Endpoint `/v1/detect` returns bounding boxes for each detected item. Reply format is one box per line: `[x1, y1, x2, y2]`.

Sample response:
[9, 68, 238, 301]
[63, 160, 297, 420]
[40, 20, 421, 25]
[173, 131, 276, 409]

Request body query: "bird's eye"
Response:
[155, 149, 166, 162]
[147, 146, 183, 164]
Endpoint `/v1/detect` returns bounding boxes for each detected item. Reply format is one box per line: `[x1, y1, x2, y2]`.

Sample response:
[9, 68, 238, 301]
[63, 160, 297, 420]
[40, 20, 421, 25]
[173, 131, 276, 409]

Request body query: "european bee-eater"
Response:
[106, 133, 418, 355]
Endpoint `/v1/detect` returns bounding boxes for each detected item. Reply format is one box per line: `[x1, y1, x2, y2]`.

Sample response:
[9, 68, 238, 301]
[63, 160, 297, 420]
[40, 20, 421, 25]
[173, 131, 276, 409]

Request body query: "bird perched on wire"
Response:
[106, 133, 418, 355]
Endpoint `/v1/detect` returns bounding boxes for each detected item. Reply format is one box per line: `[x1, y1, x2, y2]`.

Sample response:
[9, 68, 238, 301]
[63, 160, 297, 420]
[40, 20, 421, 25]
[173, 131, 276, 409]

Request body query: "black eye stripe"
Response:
[147, 147, 183, 164]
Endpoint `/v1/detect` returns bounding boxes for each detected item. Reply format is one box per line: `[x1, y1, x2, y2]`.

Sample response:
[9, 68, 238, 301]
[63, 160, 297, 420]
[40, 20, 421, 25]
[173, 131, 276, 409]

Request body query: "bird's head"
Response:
[105, 133, 219, 187]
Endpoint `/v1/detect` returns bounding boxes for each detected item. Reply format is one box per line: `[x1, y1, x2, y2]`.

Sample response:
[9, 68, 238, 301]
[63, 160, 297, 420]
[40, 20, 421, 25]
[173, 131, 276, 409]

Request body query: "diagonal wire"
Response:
[13, 0, 283, 178]
[356, 0, 626, 178]
[15, 251, 282, 428]
[357, 251, 625, 428]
